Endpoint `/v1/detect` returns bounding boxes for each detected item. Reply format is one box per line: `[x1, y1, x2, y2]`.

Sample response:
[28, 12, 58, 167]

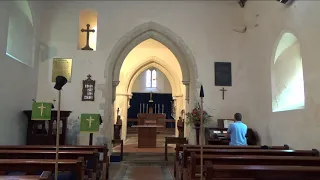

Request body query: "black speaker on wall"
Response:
[238, 0, 247, 8]
[277, 0, 290, 4]
[215, 62, 232, 86]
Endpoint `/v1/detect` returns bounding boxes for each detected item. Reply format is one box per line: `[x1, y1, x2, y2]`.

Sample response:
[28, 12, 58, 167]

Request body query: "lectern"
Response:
[132, 92, 164, 148]
[23, 110, 71, 145]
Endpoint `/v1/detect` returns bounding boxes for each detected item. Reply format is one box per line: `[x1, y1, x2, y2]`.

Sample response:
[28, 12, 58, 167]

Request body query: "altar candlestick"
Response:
[155, 104, 157, 114]
[143, 103, 145, 113]
[139, 103, 142, 113]
[162, 104, 164, 113]
[157, 104, 160, 113]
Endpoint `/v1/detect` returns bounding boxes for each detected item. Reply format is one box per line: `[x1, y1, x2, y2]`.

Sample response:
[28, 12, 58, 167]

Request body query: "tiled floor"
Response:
[110, 134, 175, 179]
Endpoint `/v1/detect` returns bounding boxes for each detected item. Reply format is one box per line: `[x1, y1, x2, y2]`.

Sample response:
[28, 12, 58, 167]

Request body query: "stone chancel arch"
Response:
[104, 22, 198, 145]
[106, 21, 198, 83]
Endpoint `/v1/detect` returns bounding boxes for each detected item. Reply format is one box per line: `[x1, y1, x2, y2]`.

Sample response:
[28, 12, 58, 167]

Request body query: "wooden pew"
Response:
[205, 162, 320, 180]
[188, 152, 320, 180]
[0, 150, 99, 180]
[0, 158, 84, 179]
[0, 171, 52, 180]
[174, 144, 290, 179]
[0, 145, 109, 180]
[165, 137, 188, 161]
[177, 148, 319, 180]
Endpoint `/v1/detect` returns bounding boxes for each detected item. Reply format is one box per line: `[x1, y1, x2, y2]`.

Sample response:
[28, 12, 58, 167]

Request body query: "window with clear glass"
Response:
[146, 70, 151, 88]
[151, 70, 157, 88]
[146, 69, 157, 88]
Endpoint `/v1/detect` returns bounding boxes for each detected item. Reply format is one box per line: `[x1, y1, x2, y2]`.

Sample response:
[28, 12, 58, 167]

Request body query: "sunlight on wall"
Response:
[6, 1, 34, 67]
[272, 33, 305, 112]
[78, 10, 98, 51]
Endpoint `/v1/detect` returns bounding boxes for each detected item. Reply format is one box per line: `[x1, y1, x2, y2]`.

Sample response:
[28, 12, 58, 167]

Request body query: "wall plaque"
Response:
[214, 62, 232, 86]
[52, 58, 72, 82]
[82, 74, 95, 101]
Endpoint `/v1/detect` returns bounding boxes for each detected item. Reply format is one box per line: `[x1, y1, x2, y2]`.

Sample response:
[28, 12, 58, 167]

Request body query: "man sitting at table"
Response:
[226, 113, 248, 146]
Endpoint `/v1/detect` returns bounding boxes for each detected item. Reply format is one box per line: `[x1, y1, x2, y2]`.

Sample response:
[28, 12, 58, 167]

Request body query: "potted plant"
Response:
[186, 103, 212, 145]
[186, 103, 212, 127]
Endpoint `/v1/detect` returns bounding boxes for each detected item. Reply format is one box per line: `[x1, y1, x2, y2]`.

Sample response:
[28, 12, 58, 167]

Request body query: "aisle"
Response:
[111, 162, 174, 180]
[113, 134, 175, 153]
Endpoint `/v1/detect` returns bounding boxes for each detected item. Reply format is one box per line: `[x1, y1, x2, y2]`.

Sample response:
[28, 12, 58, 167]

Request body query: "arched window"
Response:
[6, 1, 34, 67]
[152, 69, 157, 87]
[146, 69, 157, 88]
[271, 32, 305, 112]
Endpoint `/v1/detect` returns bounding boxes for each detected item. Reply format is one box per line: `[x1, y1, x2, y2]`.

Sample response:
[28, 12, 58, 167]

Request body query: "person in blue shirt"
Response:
[227, 113, 248, 146]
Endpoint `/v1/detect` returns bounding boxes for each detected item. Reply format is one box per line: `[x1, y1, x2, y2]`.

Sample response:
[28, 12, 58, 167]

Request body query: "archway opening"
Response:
[104, 22, 198, 152]
[113, 38, 185, 153]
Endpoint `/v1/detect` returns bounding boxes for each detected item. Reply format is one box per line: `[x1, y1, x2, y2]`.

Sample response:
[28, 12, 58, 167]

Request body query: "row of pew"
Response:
[0, 145, 109, 180]
[174, 144, 320, 180]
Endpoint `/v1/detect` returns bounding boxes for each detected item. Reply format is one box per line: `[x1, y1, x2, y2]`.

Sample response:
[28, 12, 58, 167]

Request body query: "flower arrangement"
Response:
[186, 103, 212, 126]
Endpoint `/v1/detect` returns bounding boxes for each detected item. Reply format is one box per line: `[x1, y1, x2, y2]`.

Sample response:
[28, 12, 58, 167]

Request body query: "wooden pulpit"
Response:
[23, 110, 72, 145]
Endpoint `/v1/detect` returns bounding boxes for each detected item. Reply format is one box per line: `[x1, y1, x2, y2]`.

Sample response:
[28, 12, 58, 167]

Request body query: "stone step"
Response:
[111, 152, 175, 162]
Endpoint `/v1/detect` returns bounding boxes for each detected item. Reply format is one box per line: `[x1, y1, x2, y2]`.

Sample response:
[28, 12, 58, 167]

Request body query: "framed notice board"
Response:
[214, 62, 232, 86]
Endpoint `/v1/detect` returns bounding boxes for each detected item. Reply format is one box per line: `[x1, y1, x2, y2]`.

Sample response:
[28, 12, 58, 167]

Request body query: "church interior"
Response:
[1, 0, 320, 179]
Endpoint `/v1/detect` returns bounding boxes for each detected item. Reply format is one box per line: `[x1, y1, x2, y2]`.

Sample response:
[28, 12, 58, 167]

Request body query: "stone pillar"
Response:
[182, 81, 190, 139]
[173, 95, 183, 137]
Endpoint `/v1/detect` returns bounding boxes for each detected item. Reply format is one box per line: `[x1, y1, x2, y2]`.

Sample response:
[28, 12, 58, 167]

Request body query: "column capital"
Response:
[112, 81, 120, 87]
[182, 81, 190, 86]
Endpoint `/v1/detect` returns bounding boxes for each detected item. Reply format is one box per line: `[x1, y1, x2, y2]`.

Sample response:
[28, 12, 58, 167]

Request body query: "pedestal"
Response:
[194, 124, 200, 145]
[114, 124, 122, 140]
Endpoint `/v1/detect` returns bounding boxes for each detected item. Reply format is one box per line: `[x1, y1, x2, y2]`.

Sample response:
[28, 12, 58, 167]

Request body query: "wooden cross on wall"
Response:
[220, 87, 227, 100]
[81, 24, 95, 51]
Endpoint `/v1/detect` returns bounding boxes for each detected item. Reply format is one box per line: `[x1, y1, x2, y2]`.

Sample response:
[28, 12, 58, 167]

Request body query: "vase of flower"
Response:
[186, 103, 212, 145]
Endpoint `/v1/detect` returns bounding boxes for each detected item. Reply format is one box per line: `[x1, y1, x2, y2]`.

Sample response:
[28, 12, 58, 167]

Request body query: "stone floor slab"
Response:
[112, 162, 174, 180]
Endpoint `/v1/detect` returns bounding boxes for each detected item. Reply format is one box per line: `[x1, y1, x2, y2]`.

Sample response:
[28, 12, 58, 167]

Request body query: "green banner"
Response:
[31, 102, 52, 120]
[80, 114, 100, 132]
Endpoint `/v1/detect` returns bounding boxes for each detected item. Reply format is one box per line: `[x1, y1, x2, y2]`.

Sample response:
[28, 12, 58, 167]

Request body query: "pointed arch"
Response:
[105, 21, 198, 83]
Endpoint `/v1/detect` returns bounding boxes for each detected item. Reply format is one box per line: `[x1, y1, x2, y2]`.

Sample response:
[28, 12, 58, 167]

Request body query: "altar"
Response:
[131, 92, 165, 148]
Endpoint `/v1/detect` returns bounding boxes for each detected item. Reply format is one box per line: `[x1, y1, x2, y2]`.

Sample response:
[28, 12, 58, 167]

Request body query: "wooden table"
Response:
[132, 125, 163, 148]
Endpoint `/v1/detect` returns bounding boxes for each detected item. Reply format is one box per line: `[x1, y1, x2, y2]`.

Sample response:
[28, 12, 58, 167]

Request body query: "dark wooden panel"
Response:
[215, 62, 232, 86]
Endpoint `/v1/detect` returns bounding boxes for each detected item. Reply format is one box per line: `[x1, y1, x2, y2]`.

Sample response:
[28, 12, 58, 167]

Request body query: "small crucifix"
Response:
[86, 116, 94, 128]
[220, 87, 227, 100]
[81, 24, 95, 51]
[38, 103, 46, 116]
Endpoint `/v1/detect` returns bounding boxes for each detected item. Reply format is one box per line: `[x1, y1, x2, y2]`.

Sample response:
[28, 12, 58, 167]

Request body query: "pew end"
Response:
[39, 171, 52, 180]
[284, 144, 290, 149]
[312, 149, 320, 156]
